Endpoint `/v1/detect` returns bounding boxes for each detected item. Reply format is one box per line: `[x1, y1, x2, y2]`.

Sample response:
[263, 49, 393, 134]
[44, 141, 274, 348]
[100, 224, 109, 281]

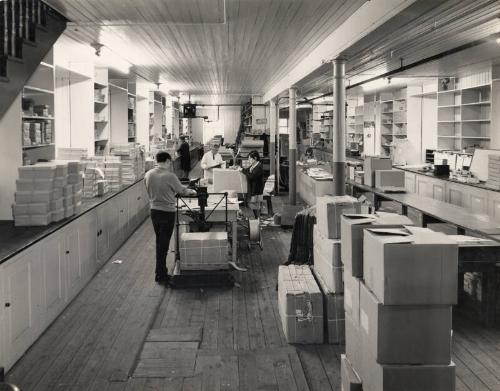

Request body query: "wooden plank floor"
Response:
[6, 201, 500, 390]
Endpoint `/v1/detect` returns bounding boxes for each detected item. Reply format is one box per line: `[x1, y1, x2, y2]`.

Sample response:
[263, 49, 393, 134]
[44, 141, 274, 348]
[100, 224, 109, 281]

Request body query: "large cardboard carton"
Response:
[316, 195, 361, 239]
[278, 265, 323, 344]
[313, 245, 343, 294]
[363, 227, 458, 305]
[341, 212, 413, 278]
[375, 170, 405, 189]
[363, 157, 392, 187]
[345, 314, 362, 373]
[341, 354, 363, 391]
[179, 232, 229, 270]
[314, 270, 345, 344]
[313, 226, 342, 267]
[344, 273, 361, 326]
[360, 281, 452, 365]
[361, 352, 455, 391]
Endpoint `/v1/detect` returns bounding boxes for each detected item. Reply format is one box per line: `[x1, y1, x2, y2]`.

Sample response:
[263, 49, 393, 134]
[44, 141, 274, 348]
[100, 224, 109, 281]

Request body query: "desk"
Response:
[296, 166, 334, 206]
[177, 195, 240, 264]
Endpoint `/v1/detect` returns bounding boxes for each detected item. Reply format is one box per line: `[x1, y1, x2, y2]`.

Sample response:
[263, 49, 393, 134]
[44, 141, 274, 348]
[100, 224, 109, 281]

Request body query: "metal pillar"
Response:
[288, 87, 297, 205]
[332, 59, 346, 196]
[269, 98, 277, 180]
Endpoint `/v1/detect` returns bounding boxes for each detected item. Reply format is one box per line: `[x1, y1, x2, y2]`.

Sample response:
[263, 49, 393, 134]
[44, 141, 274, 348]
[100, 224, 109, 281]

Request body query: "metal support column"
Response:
[269, 98, 277, 180]
[288, 87, 297, 204]
[332, 59, 346, 196]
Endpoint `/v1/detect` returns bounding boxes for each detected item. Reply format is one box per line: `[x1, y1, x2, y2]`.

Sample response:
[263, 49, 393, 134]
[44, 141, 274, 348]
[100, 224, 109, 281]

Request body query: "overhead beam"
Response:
[262, 0, 416, 102]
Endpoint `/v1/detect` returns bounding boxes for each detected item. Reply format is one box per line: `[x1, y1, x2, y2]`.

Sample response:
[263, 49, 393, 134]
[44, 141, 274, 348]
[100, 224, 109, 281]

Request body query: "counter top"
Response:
[347, 179, 500, 241]
[0, 178, 145, 265]
[396, 166, 500, 193]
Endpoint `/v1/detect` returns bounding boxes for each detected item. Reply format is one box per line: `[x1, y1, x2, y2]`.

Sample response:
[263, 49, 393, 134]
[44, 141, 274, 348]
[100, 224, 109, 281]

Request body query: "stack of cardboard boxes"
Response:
[13, 161, 83, 226]
[278, 265, 324, 344]
[341, 223, 458, 391]
[179, 232, 229, 271]
[103, 158, 122, 191]
[313, 195, 361, 343]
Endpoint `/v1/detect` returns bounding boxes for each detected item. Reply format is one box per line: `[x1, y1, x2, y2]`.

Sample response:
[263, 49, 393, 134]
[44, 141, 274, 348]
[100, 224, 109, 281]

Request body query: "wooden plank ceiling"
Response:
[45, 0, 365, 103]
[295, 0, 500, 100]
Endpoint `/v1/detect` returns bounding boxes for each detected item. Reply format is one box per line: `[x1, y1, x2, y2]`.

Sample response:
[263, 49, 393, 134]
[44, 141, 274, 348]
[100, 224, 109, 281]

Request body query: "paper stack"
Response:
[179, 232, 229, 270]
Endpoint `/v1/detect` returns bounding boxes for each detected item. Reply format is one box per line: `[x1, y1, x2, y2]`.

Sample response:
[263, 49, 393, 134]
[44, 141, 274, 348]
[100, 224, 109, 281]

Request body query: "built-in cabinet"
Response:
[402, 170, 499, 218]
[0, 181, 149, 371]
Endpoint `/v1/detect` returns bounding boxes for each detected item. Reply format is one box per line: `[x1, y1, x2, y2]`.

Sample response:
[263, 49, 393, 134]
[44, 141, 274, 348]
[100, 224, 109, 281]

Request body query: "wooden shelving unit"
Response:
[94, 67, 109, 155]
[437, 77, 491, 150]
[377, 88, 407, 158]
[21, 50, 56, 163]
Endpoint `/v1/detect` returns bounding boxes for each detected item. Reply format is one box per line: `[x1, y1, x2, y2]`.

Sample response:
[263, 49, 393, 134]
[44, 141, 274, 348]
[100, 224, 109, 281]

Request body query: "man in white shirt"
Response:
[200, 143, 226, 183]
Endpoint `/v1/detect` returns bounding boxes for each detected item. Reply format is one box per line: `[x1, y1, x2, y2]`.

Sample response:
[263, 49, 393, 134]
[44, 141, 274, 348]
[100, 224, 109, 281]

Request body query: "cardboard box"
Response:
[316, 195, 361, 239]
[375, 170, 405, 189]
[344, 273, 361, 326]
[313, 247, 343, 293]
[16, 178, 54, 191]
[361, 353, 455, 391]
[179, 232, 228, 270]
[363, 157, 392, 187]
[313, 226, 342, 267]
[18, 165, 56, 179]
[63, 185, 74, 197]
[345, 314, 362, 373]
[278, 265, 324, 344]
[15, 190, 52, 204]
[51, 208, 65, 222]
[360, 281, 452, 365]
[341, 354, 362, 391]
[363, 227, 458, 305]
[314, 269, 345, 344]
[341, 212, 413, 278]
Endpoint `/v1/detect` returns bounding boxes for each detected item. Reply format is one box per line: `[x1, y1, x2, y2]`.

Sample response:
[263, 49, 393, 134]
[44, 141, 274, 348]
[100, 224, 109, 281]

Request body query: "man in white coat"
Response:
[200, 143, 226, 183]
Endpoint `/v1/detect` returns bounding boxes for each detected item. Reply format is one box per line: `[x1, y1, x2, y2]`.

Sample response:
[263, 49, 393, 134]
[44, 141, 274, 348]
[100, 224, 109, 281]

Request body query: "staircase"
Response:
[0, 0, 66, 117]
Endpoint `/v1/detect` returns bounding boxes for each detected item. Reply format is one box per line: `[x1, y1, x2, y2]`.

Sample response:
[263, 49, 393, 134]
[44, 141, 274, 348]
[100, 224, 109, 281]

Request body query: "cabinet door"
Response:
[64, 222, 82, 301]
[78, 210, 97, 280]
[41, 233, 65, 327]
[107, 197, 122, 256]
[447, 183, 464, 207]
[1, 245, 43, 371]
[117, 192, 129, 239]
[97, 204, 110, 264]
[416, 176, 433, 199]
[404, 172, 416, 193]
[432, 182, 446, 201]
[488, 192, 500, 222]
[127, 184, 139, 232]
[468, 190, 488, 214]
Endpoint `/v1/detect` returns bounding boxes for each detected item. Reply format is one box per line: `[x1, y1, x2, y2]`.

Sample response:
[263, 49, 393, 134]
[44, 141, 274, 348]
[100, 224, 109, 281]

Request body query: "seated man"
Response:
[200, 143, 226, 183]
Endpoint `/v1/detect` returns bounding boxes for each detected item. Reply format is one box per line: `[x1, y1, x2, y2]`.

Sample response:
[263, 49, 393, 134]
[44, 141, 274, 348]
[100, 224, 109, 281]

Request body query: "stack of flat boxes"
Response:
[179, 231, 229, 270]
[341, 224, 457, 391]
[103, 157, 122, 191]
[57, 148, 88, 160]
[487, 155, 500, 190]
[278, 265, 324, 344]
[110, 144, 145, 185]
[313, 195, 361, 344]
[13, 161, 82, 226]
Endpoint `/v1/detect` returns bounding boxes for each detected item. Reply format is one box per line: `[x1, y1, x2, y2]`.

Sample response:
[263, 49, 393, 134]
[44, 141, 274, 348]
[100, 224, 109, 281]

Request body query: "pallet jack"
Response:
[170, 180, 235, 288]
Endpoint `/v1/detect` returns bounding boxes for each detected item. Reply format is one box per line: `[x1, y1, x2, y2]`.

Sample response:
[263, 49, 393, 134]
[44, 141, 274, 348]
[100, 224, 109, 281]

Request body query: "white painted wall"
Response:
[0, 94, 22, 219]
[196, 106, 241, 144]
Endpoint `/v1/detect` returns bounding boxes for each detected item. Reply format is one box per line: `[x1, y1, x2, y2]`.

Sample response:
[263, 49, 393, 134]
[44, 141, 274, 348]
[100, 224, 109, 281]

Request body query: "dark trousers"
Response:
[150, 209, 176, 278]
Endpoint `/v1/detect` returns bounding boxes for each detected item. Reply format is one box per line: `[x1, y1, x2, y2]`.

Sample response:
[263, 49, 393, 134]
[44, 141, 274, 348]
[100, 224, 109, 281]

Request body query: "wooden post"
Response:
[289, 87, 297, 204]
[332, 59, 346, 196]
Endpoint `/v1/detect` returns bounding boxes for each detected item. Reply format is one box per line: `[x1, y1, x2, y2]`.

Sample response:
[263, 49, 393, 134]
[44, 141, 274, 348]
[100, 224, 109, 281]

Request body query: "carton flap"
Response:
[366, 228, 410, 236]
[343, 213, 376, 220]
